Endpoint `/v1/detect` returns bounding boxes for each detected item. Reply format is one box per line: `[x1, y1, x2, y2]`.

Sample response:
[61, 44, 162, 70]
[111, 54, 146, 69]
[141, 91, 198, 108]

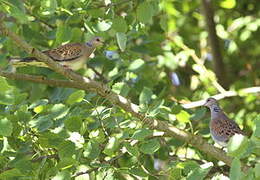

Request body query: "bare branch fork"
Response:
[0, 22, 247, 169]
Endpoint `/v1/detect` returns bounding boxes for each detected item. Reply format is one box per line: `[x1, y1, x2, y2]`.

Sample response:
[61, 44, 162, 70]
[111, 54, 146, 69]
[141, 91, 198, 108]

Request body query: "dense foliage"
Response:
[0, 0, 259, 179]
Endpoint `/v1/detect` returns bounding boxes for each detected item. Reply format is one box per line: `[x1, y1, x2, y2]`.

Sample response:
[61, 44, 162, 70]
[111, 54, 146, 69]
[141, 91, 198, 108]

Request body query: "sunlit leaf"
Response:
[129, 59, 145, 71]
[83, 141, 101, 160]
[64, 116, 82, 132]
[132, 128, 153, 141]
[66, 90, 85, 105]
[0, 117, 13, 136]
[112, 17, 128, 33]
[139, 139, 160, 154]
[220, 0, 236, 9]
[116, 32, 127, 51]
[139, 87, 153, 105]
[112, 82, 130, 96]
[227, 134, 249, 158]
[137, 2, 154, 23]
[176, 110, 191, 123]
[230, 158, 241, 180]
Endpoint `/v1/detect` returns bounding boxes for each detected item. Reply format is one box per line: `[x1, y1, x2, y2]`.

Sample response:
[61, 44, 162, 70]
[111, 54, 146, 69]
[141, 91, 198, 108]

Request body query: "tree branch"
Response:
[167, 35, 227, 94]
[201, 0, 228, 88]
[0, 21, 244, 169]
[181, 86, 260, 109]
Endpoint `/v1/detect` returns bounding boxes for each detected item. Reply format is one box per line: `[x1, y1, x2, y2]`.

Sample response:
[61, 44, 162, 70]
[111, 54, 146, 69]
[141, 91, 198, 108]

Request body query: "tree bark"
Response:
[201, 0, 228, 88]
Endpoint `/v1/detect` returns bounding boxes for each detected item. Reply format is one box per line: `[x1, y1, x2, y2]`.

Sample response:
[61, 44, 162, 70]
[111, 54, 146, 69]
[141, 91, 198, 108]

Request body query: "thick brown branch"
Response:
[201, 0, 228, 88]
[0, 21, 240, 169]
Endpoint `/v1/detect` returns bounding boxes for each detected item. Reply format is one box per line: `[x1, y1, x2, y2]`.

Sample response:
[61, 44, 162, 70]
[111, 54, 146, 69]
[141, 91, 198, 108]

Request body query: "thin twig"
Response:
[31, 154, 59, 162]
[166, 36, 227, 93]
[72, 153, 125, 177]
[88, 65, 108, 83]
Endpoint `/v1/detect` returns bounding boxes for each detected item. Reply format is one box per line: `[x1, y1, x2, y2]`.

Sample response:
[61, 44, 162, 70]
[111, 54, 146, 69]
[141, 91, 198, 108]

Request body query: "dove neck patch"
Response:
[212, 105, 221, 112]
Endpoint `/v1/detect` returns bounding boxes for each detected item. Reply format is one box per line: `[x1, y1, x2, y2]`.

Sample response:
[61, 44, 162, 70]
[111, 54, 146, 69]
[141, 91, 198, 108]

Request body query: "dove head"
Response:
[204, 97, 218, 108]
[87, 36, 103, 47]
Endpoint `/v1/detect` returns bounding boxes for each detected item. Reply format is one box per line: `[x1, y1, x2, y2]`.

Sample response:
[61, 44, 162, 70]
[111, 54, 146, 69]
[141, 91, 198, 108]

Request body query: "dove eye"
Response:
[96, 38, 100, 42]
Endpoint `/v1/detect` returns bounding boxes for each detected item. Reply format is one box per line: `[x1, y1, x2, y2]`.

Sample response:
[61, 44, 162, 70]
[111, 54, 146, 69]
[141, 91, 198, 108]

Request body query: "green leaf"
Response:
[254, 163, 260, 178]
[129, 59, 145, 71]
[169, 168, 182, 179]
[0, 77, 15, 105]
[61, 0, 73, 8]
[112, 17, 128, 33]
[55, 24, 72, 45]
[139, 87, 153, 105]
[50, 104, 69, 119]
[137, 2, 154, 23]
[148, 99, 164, 117]
[116, 32, 127, 52]
[29, 115, 53, 132]
[16, 110, 32, 123]
[83, 141, 101, 160]
[52, 170, 71, 180]
[12, 157, 32, 174]
[64, 116, 82, 132]
[66, 90, 85, 105]
[0, 77, 12, 92]
[0, 168, 23, 179]
[38, 132, 64, 148]
[71, 27, 83, 42]
[227, 134, 249, 158]
[0, 92, 15, 105]
[58, 141, 76, 159]
[132, 128, 153, 141]
[124, 142, 139, 157]
[29, 99, 49, 109]
[112, 82, 130, 97]
[0, 118, 13, 136]
[220, 0, 236, 9]
[89, 130, 106, 143]
[190, 108, 206, 121]
[40, 0, 57, 15]
[187, 167, 212, 180]
[2, 0, 29, 24]
[96, 20, 112, 31]
[178, 161, 199, 175]
[253, 115, 260, 138]
[230, 158, 241, 180]
[139, 139, 160, 154]
[171, 104, 182, 114]
[129, 167, 148, 177]
[57, 158, 76, 169]
[103, 137, 120, 156]
[176, 110, 191, 123]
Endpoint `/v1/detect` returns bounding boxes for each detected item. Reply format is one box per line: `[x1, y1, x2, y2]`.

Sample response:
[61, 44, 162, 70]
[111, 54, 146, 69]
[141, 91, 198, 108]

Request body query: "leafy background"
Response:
[0, 0, 259, 179]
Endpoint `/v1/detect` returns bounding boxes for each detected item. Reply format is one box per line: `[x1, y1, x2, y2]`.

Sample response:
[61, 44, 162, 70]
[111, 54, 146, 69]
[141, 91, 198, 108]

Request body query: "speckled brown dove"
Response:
[204, 97, 245, 147]
[9, 37, 103, 71]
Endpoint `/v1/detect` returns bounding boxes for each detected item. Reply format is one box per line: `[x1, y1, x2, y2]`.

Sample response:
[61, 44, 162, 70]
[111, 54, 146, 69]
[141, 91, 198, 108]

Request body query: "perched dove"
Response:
[9, 37, 103, 71]
[204, 97, 245, 147]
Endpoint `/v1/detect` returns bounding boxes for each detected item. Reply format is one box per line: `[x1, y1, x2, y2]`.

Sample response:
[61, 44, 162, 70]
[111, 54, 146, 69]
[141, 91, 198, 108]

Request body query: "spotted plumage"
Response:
[204, 97, 245, 147]
[9, 36, 103, 71]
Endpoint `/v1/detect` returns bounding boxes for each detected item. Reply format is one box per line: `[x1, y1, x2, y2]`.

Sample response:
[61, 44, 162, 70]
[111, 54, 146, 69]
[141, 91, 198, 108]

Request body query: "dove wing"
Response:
[211, 113, 244, 141]
[44, 43, 84, 62]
